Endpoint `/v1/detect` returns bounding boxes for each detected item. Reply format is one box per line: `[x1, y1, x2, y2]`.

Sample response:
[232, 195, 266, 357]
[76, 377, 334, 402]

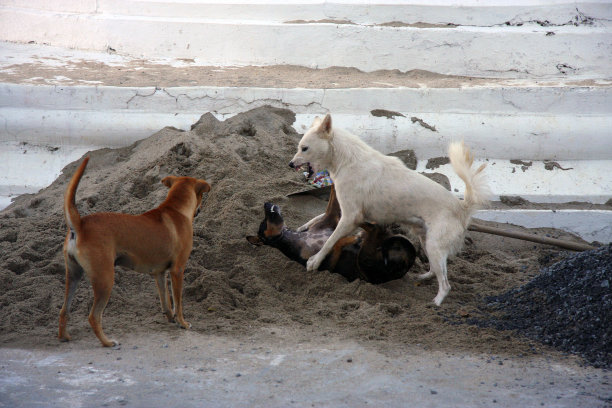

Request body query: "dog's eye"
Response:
[301, 146, 309, 152]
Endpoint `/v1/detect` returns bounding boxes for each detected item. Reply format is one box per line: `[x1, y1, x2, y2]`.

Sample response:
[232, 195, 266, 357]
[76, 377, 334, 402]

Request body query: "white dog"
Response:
[289, 114, 489, 305]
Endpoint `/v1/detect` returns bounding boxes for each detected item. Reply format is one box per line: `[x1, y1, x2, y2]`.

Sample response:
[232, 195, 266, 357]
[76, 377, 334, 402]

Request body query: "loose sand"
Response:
[0, 107, 598, 365]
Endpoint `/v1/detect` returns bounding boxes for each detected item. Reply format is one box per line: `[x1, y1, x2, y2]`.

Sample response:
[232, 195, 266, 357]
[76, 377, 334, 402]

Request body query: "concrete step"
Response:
[2, 139, 610, 204]
[2, 100, 611, 160]
[2, 82, 610, 160]
[1, 3, 611, 77]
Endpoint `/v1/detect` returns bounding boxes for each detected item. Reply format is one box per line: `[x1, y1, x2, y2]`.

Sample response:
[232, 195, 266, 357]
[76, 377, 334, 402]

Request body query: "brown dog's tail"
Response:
[64, 157, 89, 233]
[448, 142, 491, 219]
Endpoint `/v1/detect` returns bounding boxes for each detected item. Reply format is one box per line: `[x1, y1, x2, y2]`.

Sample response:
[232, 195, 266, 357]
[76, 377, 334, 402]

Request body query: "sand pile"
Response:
[0, 106, 598, 363]
[475, 244, 611, 368]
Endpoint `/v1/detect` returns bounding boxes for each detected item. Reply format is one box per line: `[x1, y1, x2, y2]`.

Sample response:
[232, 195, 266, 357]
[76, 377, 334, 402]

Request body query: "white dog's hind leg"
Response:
[402, 218, 430, 279]
[306, 216, 358, 271]
[432, 261, 451, 306]
[424, 243, 451, 306]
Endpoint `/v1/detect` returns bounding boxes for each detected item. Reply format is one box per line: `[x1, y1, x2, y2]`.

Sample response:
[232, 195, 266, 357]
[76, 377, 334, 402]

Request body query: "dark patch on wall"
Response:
[556, 64, 576, 75]
[510, 159, 532, 167]
[285, 19, 354, 25]
[504, 9, 595, 27]
[426, 156, 450, 170]
[388, 149, 417, 170]
[371, 109, 405, 119]
[544, 161, 573, 171]
[421, 172, 451, 191]
[510, 159, 533, 172]
[411, 117, 437, 132]
[500, 196, 530, 206]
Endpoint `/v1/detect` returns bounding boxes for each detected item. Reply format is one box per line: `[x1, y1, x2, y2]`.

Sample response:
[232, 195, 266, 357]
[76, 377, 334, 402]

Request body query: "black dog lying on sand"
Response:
[247, 186, 416, 284]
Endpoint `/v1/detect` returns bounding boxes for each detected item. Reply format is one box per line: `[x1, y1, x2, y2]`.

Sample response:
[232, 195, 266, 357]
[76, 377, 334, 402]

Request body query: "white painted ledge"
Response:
[2, 84, 611, 161]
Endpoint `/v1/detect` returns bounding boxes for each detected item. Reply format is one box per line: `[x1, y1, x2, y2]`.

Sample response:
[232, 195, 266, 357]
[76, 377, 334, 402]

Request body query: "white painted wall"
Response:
[3, 1, 612, 24]
[1, 1, 611, 77]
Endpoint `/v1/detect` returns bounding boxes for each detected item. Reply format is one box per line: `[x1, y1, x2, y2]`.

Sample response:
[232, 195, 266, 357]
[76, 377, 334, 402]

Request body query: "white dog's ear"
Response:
[317, 114, 332, 138]
[311, 116, 322, 128]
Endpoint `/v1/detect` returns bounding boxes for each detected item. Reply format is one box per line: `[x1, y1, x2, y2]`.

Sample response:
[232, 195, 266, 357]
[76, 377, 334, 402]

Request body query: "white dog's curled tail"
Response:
[448, 141, 490, 217]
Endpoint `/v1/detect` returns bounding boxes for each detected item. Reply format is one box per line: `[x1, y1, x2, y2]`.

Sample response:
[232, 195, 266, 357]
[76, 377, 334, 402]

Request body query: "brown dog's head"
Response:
[162, 176, 211, 218]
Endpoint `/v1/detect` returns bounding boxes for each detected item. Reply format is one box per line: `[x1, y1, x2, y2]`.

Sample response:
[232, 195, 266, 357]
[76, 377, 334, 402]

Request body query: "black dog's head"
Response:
[381, 235, 417, 274]
[246, 202, 286, 246]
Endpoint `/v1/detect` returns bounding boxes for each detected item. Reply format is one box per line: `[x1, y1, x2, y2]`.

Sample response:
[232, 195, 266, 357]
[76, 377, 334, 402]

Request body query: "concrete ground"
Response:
[1, 328, 610, 408]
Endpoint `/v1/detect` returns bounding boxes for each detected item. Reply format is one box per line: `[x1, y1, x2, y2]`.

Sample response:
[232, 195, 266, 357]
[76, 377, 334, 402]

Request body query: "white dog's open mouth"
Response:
[294, 162, 314, 179]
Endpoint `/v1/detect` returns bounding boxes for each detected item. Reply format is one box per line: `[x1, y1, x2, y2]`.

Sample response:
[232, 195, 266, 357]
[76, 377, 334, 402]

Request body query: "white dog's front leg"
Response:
[306, 216, 357, 271]
[297, 213, 325, 232]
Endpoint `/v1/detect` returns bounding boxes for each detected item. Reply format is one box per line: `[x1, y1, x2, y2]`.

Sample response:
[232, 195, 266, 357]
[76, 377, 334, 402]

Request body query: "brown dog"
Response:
[58, 157, 210, 347]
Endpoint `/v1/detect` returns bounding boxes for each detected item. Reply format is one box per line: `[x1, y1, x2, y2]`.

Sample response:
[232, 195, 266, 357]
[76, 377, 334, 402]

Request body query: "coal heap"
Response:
[478, 244, 611, 368]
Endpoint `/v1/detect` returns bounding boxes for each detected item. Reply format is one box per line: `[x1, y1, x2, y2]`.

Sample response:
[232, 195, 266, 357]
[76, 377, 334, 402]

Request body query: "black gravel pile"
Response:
[476, 244, 612, 368]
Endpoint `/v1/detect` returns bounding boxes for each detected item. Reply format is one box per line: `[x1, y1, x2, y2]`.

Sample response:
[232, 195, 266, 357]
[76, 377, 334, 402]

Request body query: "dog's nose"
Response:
[288, 161, 295, 168]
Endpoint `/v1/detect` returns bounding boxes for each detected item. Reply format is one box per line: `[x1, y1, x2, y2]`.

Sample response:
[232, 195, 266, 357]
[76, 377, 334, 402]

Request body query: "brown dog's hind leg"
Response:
[154, 270, 174, 323]
[169, 264, 191, 329]
[58, 255, 84, 342]
[88, 262, 118, 347]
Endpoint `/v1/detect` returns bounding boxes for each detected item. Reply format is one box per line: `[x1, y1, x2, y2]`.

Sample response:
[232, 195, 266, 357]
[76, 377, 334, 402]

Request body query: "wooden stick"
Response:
[468, 221, 596, 252]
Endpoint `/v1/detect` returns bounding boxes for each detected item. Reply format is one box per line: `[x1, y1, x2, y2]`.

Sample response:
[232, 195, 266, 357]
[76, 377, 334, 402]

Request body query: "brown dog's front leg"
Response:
[170, 264, 191, 329]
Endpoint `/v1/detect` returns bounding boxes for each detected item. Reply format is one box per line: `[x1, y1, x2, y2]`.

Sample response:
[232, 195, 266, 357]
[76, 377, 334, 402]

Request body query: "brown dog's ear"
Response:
[246, 236, 264, 246]
[196, 180, 211, 195]
[162, 176, 177, 188]
[317, 113, 332, 138]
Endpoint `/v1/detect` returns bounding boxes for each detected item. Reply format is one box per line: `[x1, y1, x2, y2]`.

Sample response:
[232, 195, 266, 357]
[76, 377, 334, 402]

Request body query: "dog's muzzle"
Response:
[289, 161, 314, 178]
